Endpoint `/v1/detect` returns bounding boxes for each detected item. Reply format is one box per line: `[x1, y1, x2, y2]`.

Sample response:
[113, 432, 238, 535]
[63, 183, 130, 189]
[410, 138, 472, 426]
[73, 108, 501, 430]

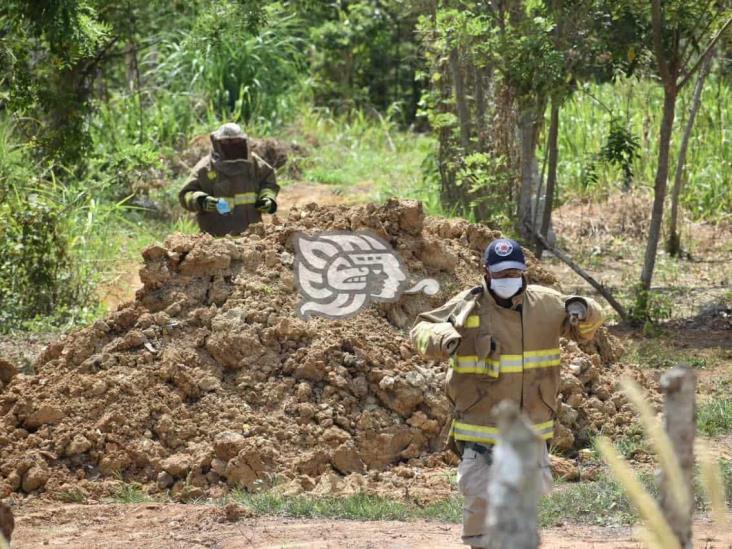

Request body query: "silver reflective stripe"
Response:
[523, 353, 560, 364]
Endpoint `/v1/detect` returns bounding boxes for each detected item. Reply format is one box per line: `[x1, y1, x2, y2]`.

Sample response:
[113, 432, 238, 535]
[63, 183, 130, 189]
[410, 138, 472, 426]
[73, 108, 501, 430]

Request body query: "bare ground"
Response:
[9, 502, 732, 548]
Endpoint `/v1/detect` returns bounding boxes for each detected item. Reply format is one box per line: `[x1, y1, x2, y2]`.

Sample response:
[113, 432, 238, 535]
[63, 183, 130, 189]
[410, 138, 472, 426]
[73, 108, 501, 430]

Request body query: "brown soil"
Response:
[95, 182, 360, 310]
[1, 199, 648, 504]
[8, 502, 731, 548]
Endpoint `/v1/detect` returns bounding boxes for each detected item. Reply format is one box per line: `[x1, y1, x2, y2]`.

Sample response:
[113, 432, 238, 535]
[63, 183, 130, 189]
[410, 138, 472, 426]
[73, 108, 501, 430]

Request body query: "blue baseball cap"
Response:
[484, 238, 527, 272]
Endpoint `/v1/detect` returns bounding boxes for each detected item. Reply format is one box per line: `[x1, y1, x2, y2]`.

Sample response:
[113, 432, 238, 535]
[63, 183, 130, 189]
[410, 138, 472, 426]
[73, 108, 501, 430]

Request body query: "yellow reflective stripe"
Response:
[523, 359, 561, 369]
[523, 348, 560, 370]
[452, 419, 554, 444]
[234, 192, 257, 205]
[258, 188, 277, 200]
[523, 348, 560, 357]
[452, 355, 499, 376]
[454, 421, 498, 434]
[465, 315, 480, 328]
[452, 349, 559, 374]
[215, 193, 258, 206]
[579, 319, 603, 334]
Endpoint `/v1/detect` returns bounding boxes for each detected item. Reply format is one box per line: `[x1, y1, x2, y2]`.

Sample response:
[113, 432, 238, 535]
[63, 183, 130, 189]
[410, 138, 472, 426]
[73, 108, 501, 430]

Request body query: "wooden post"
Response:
[486, 400, 541, 549]
[659, 365, 696, 549]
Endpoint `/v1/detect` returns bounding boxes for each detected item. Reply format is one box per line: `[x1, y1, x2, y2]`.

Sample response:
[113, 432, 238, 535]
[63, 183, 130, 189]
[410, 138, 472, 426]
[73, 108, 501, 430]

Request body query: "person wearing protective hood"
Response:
[179, 123, 280, 236]
[409, 238, 604, 549]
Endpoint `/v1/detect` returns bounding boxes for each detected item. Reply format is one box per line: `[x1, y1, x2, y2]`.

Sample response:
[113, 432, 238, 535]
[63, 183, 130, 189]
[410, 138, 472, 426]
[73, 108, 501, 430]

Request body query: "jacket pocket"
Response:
[475, 334, 494, 358]
[452, 332, 500, 378]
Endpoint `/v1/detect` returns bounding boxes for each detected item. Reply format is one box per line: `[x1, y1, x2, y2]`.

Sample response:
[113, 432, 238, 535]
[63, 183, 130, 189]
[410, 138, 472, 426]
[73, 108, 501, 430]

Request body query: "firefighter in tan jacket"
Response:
[410, 238, 603, 548]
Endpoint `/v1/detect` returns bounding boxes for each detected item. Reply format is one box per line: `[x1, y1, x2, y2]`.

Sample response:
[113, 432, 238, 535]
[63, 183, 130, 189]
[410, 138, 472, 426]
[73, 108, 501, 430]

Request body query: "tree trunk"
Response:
[450, 48, 472, 152]
[639, 85, 677, 300]
[667, 48, 714, 257]
[659, 366, 696, 549]
[474, 63, 487, 151]
[536, 99, 559, 257]
[517, 103, 541, 240]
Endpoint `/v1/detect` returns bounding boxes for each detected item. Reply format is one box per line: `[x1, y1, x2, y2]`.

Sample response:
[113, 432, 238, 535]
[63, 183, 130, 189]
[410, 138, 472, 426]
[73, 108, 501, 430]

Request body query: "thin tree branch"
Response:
[678, 16, 732, 89]
[651, 0, 672, 84]
[679, 0, 718, 67]
[678, 1, 716, 69]
[533, 230, 628, 322]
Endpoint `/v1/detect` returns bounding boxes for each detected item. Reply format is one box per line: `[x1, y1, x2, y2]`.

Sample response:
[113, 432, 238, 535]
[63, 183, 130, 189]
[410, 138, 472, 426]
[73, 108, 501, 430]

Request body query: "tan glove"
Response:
[443, 332, 461, 355]
[411, 321, 461, 360]
[565, 298, 588, 326]
[435, 322, 462, 355]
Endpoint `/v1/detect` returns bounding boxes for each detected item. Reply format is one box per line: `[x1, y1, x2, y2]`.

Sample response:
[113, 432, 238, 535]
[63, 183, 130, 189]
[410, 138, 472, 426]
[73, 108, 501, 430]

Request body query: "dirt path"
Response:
[9, 502, 731, 548]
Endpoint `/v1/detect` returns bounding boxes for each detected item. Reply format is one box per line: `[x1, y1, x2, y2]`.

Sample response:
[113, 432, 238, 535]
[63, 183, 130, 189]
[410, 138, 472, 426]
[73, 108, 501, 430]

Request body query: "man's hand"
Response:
[197, 194, 220, 213]
[255, 197, 277, 214]
[566, 299, 588, 326]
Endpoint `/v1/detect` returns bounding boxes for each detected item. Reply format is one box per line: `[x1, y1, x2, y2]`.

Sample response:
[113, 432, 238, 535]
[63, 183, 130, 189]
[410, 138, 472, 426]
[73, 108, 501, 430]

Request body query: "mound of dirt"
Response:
[0, 199, 651, 502]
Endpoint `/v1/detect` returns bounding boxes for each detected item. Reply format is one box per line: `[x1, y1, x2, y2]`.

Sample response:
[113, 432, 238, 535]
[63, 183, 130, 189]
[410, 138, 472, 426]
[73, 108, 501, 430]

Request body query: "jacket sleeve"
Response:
[561, 294, 604, 342]
[179, 157, 211, 212]
[254, 154, 279, 202]
[409, 289, 472, 361]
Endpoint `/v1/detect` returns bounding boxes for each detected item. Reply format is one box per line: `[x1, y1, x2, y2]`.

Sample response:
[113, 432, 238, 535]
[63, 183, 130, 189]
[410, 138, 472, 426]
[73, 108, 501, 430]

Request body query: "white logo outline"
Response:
[494, 240, 513, 256]
[292, 230, 440, 320]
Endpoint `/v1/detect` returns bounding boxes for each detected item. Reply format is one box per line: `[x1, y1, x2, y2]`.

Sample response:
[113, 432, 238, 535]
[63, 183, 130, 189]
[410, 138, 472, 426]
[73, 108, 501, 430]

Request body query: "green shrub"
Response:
[0, 118, 123, 331]
[150, 3, 306, 132]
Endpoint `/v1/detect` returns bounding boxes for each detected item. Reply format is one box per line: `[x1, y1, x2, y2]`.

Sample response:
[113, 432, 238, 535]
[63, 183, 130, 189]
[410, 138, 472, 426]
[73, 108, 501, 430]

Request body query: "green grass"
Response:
[698, 399, 732, 436]
[555, 76, 732, 221]
[112, 482, 155, 504]
[228, 479, 640, 527]
[539, 476, 640, 527]
[624, 338, 717, 370]
[232, 490, 460, 522]
[58, 487, 88, 504]
[292, 108, 440, 214]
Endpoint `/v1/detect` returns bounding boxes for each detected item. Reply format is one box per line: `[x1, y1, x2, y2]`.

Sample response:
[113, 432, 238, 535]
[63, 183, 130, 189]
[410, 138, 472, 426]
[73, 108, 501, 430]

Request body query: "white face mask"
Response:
[490, 277, 523, 299]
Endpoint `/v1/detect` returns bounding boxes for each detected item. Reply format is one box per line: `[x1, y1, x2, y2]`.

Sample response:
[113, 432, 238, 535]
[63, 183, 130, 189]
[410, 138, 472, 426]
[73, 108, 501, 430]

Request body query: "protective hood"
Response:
[210, 123, 252, 175]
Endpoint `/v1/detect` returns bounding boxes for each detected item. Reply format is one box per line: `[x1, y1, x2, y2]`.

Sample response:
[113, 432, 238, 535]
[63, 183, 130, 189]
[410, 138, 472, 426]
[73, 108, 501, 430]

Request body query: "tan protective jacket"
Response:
[179, 136, 279, 237]
[410, 277, 603, 452]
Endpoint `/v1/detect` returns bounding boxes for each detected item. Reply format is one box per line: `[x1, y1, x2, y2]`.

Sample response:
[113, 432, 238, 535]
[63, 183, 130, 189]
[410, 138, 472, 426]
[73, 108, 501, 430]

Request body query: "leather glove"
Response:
[565, 298, 588, 326]
[197, 194, 220, 213]
[255, 197, 277, 214]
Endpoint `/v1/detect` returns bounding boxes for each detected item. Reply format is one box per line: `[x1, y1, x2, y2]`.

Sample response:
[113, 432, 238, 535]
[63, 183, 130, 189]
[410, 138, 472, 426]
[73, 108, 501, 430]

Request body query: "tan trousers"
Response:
[457, 442, 552, 548]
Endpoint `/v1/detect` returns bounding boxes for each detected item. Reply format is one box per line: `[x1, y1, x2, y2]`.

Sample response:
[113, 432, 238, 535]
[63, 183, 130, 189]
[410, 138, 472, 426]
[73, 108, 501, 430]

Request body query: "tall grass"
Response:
[553, 76, 732, 220]
[293, 107, 441, 214]
[147, 3, 307, 136]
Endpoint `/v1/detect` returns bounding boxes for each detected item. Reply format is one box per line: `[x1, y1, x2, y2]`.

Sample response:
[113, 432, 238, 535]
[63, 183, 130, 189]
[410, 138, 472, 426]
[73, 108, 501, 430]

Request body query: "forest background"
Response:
[1, 0, 731, 332]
